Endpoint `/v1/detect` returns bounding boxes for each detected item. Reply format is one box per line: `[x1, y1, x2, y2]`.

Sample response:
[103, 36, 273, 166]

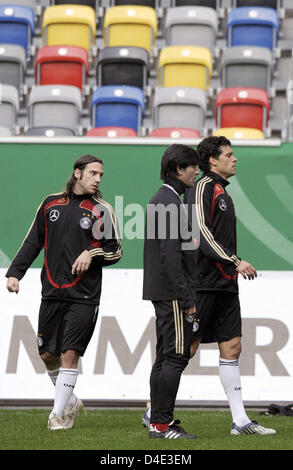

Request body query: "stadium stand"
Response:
[91, 85, 145, 134]
[158, 46, 212, 90]
[42, 4, 96, 54]
[150, 127, 201, 138]
[170, 1, 218, 8]
[25, 126, 76, 136]
[0, 0, 291, 140]
[213, 127, 265, 139]
[86, 126, 138, 137]
[0, 85, 19, 133]
[216, 87, 270, 133]
[103, 6, 157, 54]
[152, 87, 206, 135]
[50, 1, 96, 8]
[231, 1, 279, 8]
[165, 6, 218, 51]
[0, 44, 26, 95]
[226, 7, 279, 51]
[35, 46, 89, 92]
[0, 5, 35, 56]
[27, 85, 82, 135]
[97, 46, 149, 91]
[220, 46, 273, 91]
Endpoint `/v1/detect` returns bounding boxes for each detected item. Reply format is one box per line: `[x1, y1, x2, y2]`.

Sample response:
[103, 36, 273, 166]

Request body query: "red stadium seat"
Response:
[35, 45, 88, 91]
[150, 127, 201, 138]
[216, 87, 270, 132]
[86, 126, 137, 137]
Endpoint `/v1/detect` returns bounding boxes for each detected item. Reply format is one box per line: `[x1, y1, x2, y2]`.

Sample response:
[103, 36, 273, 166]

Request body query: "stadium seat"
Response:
[42, 5, 96, 54]
[25, 126, 76, 136]
[0, 1, 39, 7]
[232, 1, 279, 9]
[28, 85, 82, 134]
[91, 85, 145, 134]
[0, 44, 26, 93]
[152, 87, 206, 134]
[111, 0, 157, 7]
[50, 1, 96, 8]
[0, 5, 34, 55]
[0, 126, 13, 136]
[213, 127, 265, 139]
[170, 0, 218, 8]
[221, 46, 272, 91]
[0, 85, 19, 131]
[150, 127, 201, 138]
[86, 126, 138, 137]
[103, 6, 157, 54]
[165, 6, 218, 50]
[158, 46, 212, 91]
[97, 46, 149, 90]
[226, 7, 279, 51]
[216, 87, 270, 132]
[35, 46, 88, 91]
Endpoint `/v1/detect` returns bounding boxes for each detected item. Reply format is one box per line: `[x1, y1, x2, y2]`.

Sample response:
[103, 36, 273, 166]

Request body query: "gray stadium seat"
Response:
[0, 85, 19, 131]
[25, 126, 76, 136]
[0, 44, 26, 94]
[0, 126, 13, 136]
[28, 85, 82, 134]
[97, 46, 149, 91]
[170, 0, 219, 9]
[165, 6, 218, 51]
[0, 0, 39, 6]
[152, 86, 206, 135]
[221, 46, 273, 91]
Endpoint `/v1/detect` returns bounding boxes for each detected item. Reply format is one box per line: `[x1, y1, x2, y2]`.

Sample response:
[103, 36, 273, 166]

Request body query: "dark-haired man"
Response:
[6, 155, 122, 430]
[185, 136, 276, 435]
[143, 144, 199, 439]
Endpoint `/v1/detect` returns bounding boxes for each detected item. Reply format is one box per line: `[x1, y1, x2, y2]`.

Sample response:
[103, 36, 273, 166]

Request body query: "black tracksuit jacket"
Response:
[143, 177, 196, 310]
[6, 192, 122, 305]
[184, 171, 241, 294]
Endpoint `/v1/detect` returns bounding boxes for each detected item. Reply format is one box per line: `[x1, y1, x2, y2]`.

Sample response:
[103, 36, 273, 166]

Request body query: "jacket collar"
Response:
[205, 171, 230, 188]
[163, 177, 188, 196]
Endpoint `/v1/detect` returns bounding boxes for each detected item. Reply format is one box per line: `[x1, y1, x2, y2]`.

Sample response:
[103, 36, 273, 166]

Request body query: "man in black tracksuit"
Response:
[6, 154, 122, 431]
[143, 144, 199, 439]
[184, 136, 276, 436]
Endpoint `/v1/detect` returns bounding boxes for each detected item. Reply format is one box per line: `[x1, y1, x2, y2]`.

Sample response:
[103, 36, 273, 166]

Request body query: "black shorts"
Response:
[193, 291, 241, 344]
[37, 300, 99, 357]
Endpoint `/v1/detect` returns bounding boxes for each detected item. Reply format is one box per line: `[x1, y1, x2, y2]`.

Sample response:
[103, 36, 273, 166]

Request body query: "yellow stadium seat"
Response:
[213, 127, 265, 139]
[103, 6, 157, 54]
[42, 5, 96, 53]
[158, 46, 212, 90]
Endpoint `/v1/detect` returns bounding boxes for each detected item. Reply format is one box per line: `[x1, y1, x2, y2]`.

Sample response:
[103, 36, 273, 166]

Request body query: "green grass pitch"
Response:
[0, 408, 292, 451]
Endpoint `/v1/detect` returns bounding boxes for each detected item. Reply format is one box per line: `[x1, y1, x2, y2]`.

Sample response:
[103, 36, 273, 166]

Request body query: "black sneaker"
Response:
[149, 420, 197, 439]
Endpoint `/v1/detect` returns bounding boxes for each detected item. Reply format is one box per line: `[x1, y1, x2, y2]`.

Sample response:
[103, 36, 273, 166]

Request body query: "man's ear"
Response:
[177, 166, 184, 175]
[74, 168, 81, 180]
[209, 156, 217, 169]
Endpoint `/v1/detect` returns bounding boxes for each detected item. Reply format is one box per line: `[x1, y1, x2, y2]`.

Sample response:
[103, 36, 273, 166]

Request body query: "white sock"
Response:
[51, 368, 78, 418]
[219, 358, 250, 427]
[47, 367, 77, 409]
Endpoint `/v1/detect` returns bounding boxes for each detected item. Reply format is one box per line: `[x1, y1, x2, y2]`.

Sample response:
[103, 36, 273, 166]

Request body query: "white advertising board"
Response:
[0, 269, 292, 403]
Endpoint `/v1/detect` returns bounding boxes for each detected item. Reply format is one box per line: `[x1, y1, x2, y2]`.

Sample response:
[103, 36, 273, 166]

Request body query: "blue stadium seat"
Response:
[227, 7, 279, 51]
[0, 5, 35, 55]
[91, 86, 145, 134]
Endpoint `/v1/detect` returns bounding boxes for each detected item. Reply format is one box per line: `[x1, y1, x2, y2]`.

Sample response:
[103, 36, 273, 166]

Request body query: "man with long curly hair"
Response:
[6, 155, 122, 430]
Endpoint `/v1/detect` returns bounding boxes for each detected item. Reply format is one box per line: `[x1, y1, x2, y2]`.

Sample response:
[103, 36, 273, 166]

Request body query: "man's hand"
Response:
[72, 250, 92, 276]
[236, 260, 257, 280]
[6, 277, 19, 294]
